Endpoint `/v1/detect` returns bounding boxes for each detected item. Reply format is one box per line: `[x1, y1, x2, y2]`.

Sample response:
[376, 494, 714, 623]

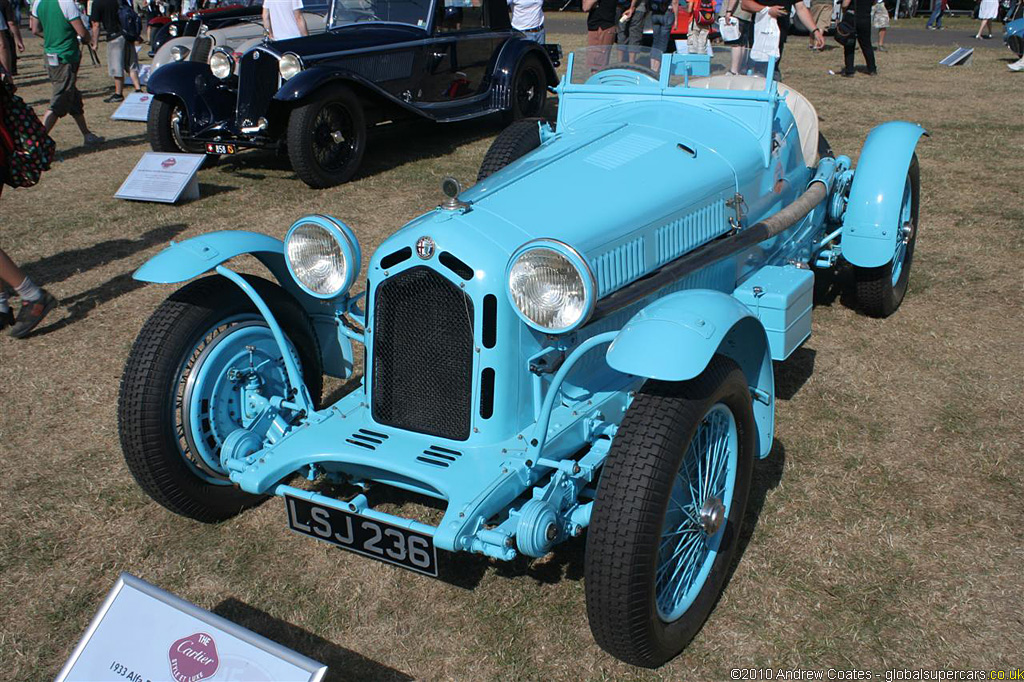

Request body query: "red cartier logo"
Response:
[162, 158, 177, 168]
[141, 96, 150, 102]
[168, 632, 220, 682]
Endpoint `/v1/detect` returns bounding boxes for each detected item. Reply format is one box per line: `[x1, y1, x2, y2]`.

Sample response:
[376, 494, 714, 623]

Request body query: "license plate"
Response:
[285, 495, 438, 577]
[205, 143, 236, 154]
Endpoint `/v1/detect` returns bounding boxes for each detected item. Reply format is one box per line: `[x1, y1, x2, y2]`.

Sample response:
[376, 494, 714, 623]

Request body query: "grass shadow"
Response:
[211, 598, 415, 682]
[774, 346, 816, 401]
[734, 438, 787, 567]
[27, 271, 146, 337]
[17, 222, 188, 285]
[55, 132, 148, 162]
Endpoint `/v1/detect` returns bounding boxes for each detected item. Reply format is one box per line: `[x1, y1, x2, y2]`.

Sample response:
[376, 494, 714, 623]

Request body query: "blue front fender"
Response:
[842, 121, 926, 268]
[606, 289, 775, 458]
[135, 231, 356, 380]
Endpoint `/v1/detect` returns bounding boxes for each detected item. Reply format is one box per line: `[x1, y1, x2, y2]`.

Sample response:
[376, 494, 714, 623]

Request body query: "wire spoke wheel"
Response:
[311, 102, 356, 172]
[585, 357, 755, 668]
[287, 84, 367, 189]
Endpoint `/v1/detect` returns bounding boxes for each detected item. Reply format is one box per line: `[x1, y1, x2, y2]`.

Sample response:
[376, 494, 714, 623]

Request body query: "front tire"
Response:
[853, 154, 920, 318]
[286, 84, 367, 189]
[476, 117, 546, 181]
[585, 357, 756, 668]
[117, 275, 323, 522]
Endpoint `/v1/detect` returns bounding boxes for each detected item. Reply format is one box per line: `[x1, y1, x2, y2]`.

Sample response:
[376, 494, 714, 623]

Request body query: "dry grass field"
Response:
[0, 17, 1022, 682]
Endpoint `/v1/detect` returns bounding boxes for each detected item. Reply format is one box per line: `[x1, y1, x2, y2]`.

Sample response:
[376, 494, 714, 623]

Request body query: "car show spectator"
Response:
[29, 0, 104, 143]
[871, 0, 888, 49]
[616, 0, 646, 46]
[508, 0, 545, 42]
[741, 0, 824, 72]
[723, 0, 754, 72]
[90, 0, 143, 102]
[841, 0, 876, 75]
[0, 0, 25, 76]
[583, 0, 617, 46]
[806, 0, 830, 48]
[0, 248, 57, 338]
[687, 0, 713, 53]
[975, 0, 997, 37]
[926, 0, 946, 27]
[647, 0, 677, 54]
[262, 0, 308, 41]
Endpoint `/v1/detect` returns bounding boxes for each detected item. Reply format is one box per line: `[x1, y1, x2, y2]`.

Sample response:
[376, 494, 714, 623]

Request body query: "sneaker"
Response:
[103, 93, 125, 103]
[0, 308, 13, 332]
[981, 34, 993, 39]
[866, 68, 878, 75]
[926, 24, 936, 29]
[83, 132, 105, 146]
[877, 45, 887, 51]
[841, 70, 855, 77]
[9, 291, 57, 338]
[1009, 57, 1024, 71]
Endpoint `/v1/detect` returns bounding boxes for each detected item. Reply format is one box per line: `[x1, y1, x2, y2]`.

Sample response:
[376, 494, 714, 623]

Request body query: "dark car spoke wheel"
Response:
[504, 55, 547, 122]
[288, 84, 367, 189]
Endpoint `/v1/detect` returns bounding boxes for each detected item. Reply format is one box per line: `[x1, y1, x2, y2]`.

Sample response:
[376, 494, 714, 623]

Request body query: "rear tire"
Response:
[287, 84, 367, 189]
[117, 275, 323, 522]
[477, 117, 546, 181]
[585, 357, 756, 668]
[853, 154, 920, 318]
[503, 55, 547, 123]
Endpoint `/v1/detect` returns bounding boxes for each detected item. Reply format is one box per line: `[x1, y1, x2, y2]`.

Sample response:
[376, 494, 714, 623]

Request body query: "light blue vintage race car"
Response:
[119, 47, 924, 667]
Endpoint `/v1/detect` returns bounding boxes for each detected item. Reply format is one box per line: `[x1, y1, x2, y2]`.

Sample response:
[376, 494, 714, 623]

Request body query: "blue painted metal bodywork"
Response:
[841, 122, 927, 268]
[132, 49, 924, 563]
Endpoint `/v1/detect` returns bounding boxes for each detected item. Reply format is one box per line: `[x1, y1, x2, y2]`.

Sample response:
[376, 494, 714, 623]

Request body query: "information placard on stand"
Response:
[115, 153, 205, 204]
[56, 573, 327, 682]
[111, 92, 154, 121]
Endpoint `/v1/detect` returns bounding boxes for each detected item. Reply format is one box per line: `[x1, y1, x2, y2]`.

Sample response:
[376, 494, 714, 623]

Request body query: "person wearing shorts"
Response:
[724, 0, 754, 72]
[29, 0, 103, 143]
[90, 0, 141, 102]
[871, 0, 889, 50]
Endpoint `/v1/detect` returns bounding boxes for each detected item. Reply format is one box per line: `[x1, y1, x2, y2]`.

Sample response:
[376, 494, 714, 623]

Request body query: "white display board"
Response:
[939, 47, 974, 66]
[56, 573, 327, 682]
[115, 153, 204, 204]
[111, 92, 154, 121]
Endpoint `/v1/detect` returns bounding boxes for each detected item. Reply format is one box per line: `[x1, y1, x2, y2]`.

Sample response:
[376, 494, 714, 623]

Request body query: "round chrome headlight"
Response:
[168, 24, 179, 37]
[284, 215, 361, 299]
[507, 240, 596, 334]
[279, 52, 303, 80]
[210, 49, 234, 79]
[170, 45, 189, 61]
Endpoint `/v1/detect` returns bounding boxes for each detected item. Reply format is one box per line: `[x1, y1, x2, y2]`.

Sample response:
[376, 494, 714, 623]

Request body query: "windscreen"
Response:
[330, 0, 433, 28]
[569, 45, 773, 91]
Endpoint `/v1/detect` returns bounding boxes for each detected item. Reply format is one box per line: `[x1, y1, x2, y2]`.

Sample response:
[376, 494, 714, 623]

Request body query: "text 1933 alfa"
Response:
[119, 47, 924, 666]
[144, 0, 561, 188]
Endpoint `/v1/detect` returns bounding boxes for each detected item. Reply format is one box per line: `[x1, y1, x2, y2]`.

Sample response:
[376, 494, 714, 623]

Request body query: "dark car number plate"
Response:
[285, 495, 438, 576]
[205, 143, 236, 154]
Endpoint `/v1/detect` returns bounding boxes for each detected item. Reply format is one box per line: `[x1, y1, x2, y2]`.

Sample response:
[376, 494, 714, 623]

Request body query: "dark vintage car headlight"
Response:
[507, 239, 596, 334]
[284, 215, 361, 299]
[170, 45, 189, 61]
[209, 49, 234, 79]
[168, 23, 179, 37]
[279, 52, 303, 80]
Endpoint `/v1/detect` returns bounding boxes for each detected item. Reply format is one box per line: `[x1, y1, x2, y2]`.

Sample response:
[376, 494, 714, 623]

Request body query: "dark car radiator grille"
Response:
[236, 50, 280, 126]
[372, 267, 474, 441]
[190, 36, 213, 65]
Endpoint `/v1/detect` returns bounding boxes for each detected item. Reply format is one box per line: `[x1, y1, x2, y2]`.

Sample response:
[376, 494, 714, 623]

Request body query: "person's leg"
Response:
[878, 26, 886, 47]
[843, 39, 855, 73]
[859, 15, 876, 70]
[0, 247, 28, 290]
[114, 75, 124, 96]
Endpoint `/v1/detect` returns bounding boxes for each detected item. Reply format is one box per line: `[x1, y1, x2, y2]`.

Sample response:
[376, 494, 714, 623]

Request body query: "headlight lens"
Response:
[168, 24, 179, 37]
[279, 52, 303, 80]
[170, 45, 189, 61]
[508, 243, 594, 333]
[284, 216, 361, 299]
[210, 50, 234, 79]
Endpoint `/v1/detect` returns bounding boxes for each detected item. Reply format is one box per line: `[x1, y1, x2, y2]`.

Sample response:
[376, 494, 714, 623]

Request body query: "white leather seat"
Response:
[687, 74, 820, 167]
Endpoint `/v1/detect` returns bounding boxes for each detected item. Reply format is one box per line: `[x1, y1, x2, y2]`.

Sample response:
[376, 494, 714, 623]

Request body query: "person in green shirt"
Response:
[29, 0, 103, 144]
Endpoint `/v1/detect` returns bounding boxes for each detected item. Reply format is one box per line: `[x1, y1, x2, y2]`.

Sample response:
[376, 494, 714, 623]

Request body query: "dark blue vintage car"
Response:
[145, 0, 560, 188]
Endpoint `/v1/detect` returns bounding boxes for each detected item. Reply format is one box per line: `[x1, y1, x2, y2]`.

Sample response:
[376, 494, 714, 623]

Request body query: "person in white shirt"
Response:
[507, 0, 544, 43]
[262, 0, 308, 41]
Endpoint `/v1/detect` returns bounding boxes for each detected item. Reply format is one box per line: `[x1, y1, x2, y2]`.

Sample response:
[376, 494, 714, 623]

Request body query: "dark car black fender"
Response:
[147, 61, 239, 134]
[492, 38, 560, 94]
[272, 66, 426, 119]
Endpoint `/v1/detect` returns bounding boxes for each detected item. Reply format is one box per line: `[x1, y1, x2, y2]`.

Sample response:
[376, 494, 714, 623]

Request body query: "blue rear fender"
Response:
[841, 121, 926, 268]
[605, 290, 775, 458]
[135, 231, 355, 379]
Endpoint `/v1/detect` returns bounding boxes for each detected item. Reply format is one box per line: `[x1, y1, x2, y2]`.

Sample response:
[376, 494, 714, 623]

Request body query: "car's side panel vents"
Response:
[594, 237, 645, 297]
[584, 133, 666, 171]
[340, 51, 415, 83]
[346, 429, 389, 450]
[655, 199, 729, 266]
[417, 445, 463, 468]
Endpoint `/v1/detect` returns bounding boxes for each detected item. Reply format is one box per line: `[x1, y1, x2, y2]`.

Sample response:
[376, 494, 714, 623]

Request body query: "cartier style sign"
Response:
[115, 153, 205, 204]
[55, 573, 327, 682]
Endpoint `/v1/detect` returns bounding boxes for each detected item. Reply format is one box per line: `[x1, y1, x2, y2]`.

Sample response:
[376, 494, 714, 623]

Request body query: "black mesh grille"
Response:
[190, 36, 213, 64]
[236, 50, 280, 125]
[372, 267, 474, 440]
